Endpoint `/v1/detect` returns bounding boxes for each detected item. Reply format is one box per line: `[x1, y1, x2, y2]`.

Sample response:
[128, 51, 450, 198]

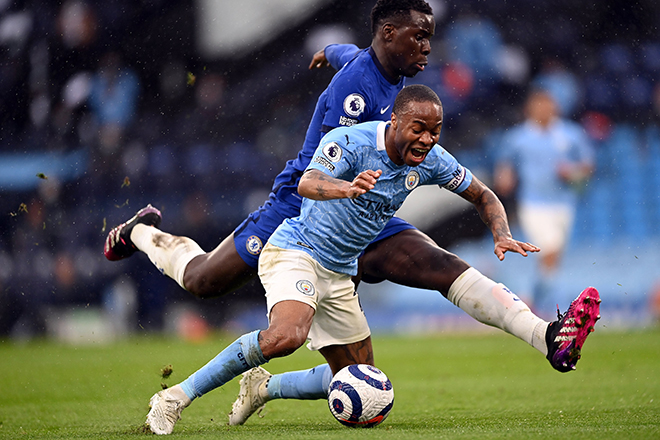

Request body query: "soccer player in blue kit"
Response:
[105, 0, 440, 300]
[102, 1, 601, 433]
[141, 86, 600, 434]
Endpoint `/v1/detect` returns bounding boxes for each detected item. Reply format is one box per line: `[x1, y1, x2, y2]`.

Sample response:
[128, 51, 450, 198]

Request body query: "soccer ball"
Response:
[327, 364, 394, 428]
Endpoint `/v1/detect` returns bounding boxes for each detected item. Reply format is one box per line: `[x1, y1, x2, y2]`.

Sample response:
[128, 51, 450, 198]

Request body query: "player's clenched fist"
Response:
[308, 48, 330, 70]
[347, 170, 382, 199]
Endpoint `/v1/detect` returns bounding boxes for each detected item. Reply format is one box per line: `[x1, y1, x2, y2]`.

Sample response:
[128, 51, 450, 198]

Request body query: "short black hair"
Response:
[393, 84, 442, 115]
[370, 0, 433, 35]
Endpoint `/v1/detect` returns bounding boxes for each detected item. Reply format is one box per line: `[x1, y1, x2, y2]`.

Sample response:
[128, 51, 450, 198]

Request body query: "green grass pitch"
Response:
[1, 328, 659, 439]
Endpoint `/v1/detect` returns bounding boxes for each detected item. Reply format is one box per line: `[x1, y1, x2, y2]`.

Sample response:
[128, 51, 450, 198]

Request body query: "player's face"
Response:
[388, 100, 442, 167]
[526, 92, 558, 127]
[388, 11, 435, 78]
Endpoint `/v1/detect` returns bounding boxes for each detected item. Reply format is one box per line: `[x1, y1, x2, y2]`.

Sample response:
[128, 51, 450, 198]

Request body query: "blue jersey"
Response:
[269, 45, 405, 208]
[499, 119, 594, 206]
[269, 121, 473, 276]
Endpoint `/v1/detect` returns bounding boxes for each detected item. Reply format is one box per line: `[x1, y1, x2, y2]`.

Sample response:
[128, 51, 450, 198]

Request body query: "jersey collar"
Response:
[377, 121, 390, 151]
[369, 47, 401, 85]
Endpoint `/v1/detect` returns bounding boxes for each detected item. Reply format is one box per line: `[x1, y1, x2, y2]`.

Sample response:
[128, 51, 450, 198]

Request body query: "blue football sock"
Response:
[180, 330, 266, 400]
[266, 363, 332, 400]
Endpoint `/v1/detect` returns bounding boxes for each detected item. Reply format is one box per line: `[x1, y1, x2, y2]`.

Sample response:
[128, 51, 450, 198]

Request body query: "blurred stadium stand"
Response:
[1, 0, 660, 340]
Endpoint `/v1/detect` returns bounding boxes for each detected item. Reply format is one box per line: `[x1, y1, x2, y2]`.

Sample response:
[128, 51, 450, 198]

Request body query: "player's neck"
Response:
[370, 44, 402, 84]
[383, 124, 403, 166]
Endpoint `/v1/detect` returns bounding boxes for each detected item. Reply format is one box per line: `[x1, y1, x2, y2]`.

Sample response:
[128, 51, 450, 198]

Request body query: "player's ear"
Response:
[381, 23, 396, 42]
[390, 112, 397, 129]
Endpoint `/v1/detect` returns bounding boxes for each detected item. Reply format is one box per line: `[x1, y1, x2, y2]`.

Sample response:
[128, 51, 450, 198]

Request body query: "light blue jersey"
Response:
[269, 121, 473, 276]
[500, 119, 594, 206]
[233, 45, 412, 268]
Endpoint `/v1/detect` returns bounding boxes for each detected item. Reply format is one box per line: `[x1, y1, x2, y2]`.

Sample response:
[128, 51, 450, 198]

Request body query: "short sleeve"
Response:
[324, 44, 361, 70]
[306, 135, 354, 179]
[321, 66, 375, 130]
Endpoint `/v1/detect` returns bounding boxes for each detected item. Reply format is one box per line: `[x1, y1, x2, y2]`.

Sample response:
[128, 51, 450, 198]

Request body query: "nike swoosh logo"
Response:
[380, 105, 390, 114]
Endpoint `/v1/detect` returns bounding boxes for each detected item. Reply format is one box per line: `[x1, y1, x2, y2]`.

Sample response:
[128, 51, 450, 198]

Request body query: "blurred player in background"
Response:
[494, 89, 595, 306]
[141, 85, 600, 434]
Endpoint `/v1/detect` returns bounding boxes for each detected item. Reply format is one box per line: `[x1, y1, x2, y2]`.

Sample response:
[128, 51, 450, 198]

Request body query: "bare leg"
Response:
[258, 302, 373, 374]
[359, 229, 548, 354]
[320, 337, 374, 375]
[258, 300, 315, 359]
[132, 224, 257, 299]
[182, 233, 257, 299]
[225, 306, 375, 426]
[359, 229, 469, 296]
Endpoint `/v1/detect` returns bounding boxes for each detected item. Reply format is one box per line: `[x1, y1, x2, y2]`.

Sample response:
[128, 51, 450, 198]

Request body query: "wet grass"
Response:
[0, 327, 658, 439]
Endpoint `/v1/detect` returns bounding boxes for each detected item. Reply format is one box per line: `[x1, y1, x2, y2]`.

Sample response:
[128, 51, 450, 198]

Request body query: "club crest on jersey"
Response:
[322, 142, 343, 163]
[296, 280, 315, 296]
[343, 93, 366, 118]
[405, 170, 420, 190]
[246, 235, 263, 255]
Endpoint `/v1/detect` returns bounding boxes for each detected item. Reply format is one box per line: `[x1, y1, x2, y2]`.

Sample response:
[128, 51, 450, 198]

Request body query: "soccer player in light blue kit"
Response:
[142, 86, 601, 434]
[495, 90, 595, 304]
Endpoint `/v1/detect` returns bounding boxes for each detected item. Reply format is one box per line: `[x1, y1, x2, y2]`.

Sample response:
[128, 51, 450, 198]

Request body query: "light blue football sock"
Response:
[266, 363, 332, 400]
[180, 330, 266, 400]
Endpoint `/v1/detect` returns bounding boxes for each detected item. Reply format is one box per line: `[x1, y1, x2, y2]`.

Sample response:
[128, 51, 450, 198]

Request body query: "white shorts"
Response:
[258, 243, 371, 351]
[518, 202, 575, 255]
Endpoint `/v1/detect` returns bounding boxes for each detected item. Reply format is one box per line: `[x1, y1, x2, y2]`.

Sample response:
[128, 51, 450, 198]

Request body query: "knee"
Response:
[182, 253, 256, 299]
[431, 250, 467, 272]
[181, 261, 236, 299]
[259, 328, 307, 359]
[182, 270, 215, 299]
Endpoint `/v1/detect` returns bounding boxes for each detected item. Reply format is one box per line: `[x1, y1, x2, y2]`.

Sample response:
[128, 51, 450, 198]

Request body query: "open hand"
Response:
[493, 237, 540, 261]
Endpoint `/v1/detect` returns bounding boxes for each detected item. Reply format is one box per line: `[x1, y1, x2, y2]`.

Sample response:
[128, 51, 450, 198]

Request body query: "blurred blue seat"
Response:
[601, 43, 634, 74]
[185, 143, 216, 177]
[648, 127, 660, 233]
[639, 41, 660, 74]
[577, 179, 613, 244]
[621, 76, 653, 109]
[584, 76, 618, 112]
[150, 144, 178, 177]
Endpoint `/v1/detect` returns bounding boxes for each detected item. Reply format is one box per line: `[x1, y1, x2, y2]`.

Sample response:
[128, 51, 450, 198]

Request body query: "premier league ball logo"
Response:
[322, 142, 343, 163]
[343, 93, 366, 118]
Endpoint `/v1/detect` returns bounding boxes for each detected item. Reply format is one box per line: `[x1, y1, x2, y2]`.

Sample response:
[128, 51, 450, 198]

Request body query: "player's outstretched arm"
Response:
[299, 169, 382, 200]
[458, 176, 540, 260]
[309, 44, 361, 70]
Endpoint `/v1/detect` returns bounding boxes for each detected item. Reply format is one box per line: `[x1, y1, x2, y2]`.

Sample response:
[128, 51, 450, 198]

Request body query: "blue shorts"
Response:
[233, 194, 417, 268]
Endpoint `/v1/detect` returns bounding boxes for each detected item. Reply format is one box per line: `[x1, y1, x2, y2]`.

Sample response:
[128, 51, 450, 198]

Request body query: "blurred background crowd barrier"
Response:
[2, 0, 660, 342]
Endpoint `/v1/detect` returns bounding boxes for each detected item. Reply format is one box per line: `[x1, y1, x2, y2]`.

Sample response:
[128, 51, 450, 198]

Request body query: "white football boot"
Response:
[228, 366, 272, 425]
[145, 385, 191, 435]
